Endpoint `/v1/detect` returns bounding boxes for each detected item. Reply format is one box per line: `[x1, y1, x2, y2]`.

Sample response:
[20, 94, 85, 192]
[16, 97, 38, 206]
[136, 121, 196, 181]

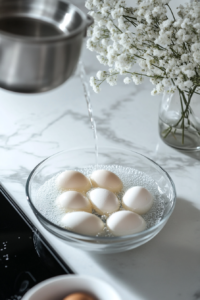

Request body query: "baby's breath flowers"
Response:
[86, 0, 200, 144]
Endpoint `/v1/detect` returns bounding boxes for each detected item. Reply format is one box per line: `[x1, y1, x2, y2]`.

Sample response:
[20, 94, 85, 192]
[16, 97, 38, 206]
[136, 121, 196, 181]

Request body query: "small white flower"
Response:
[150, 78, 160, 85]
[173, 19, 183, 28]
[111, 8, 124, 19]
[181, 18, 191, 29]
[137, 24, 145, 30]
[90, 76, 96, 87]
[156, 82, 165, 93]
[152, 6, 162, 17]
[93, 85, 100, 93]
[93, 0, 102, 10]
[92, 12, 103, 22]
[101, 6, 110, 15]
[106, 21, 114, 31]
[182, 35, 190, 42]
[108, 68, 116, 75]
[106, 75, 118, 86]
[129, 48, 137, 55]
[87, 27, 93, 37]
[181, 54, 189, 62]
[113, 41, 121, 51]
[178, 82, 185, 91]
[118, 16, 127, 31]
[102, 39, 109, 47]
[96, 55, 108, 65]
[184, 70, 196, 78]
[137, 8, 145, 17]
[191, 43, 200, 51]
[151, 88, 158, 96]
[86, 39, 95, 51]
[176, 28, 185, 37]
[184, 80, 193, 88]
[160, 19, 172, 29]
[167, 86, 176, 94]
[85, 0, 93, 10]
[162, 78, 171, 87]
[132, 74, 143, 85]
[96, 71, 107, 80]
[193, 23, 200, 29]
[124, 77, 131, 84]
[144, 12, 153, 24]
[193, 52, 200, 63]
[98, 19, 108, 26]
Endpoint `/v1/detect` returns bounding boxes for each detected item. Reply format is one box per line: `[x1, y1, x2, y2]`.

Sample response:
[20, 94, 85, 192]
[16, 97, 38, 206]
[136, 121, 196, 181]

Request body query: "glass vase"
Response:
[159, 89, 200, 151]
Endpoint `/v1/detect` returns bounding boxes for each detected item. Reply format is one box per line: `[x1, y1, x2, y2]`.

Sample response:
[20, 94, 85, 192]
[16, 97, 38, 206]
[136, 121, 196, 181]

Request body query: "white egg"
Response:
[90, 169, 123, 192]
[56, 170, 91, 192]
[60, 212, 104, 236]
[122, 186, 153, 214]
[107, 211, 146, 236]
[56, 191, 92, 213]
[88, 188, 120, 216]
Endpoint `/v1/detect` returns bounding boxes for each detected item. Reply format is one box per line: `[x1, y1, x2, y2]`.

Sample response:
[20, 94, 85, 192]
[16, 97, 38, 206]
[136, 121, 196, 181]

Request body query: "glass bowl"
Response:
[26, 147, 176, 253]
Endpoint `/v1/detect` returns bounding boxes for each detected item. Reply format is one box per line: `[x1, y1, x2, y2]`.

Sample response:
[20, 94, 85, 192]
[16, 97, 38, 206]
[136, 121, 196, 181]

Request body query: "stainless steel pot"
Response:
[0, 0, 93, 93]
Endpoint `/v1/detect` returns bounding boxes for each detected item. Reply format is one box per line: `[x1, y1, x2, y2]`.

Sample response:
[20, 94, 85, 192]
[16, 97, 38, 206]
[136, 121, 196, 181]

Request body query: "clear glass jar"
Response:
[159, 90, 200, 151]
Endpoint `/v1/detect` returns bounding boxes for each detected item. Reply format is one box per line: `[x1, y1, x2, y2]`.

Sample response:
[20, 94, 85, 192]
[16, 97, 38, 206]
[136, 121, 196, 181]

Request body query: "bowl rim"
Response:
[21, 274, 122, 300]
[0, 1, 87, 43]
[26, 146, 177, 242]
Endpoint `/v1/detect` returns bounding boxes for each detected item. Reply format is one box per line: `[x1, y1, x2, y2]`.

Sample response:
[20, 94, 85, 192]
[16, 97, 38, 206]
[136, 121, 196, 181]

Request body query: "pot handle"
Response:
[84, 15, 94, 37]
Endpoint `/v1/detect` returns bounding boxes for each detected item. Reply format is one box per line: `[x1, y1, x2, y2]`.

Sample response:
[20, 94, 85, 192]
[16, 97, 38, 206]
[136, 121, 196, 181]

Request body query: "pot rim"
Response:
[0, 1, 88, 43]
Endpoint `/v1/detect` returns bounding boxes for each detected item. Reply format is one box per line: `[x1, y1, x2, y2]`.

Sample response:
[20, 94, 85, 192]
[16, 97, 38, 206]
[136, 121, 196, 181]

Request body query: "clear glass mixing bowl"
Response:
[26, 147, 176, 253]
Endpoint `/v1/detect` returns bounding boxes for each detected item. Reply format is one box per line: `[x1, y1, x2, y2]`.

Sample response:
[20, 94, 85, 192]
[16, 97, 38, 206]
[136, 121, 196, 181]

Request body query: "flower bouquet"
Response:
[85, 0, 200, 150]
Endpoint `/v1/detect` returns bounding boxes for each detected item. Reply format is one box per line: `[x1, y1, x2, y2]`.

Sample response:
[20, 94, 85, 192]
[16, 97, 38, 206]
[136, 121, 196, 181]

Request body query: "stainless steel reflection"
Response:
[0, 0, 93, 93]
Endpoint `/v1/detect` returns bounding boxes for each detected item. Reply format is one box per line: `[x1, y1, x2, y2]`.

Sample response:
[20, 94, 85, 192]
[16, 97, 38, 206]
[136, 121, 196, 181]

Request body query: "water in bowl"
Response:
[34, 164, 166, 237]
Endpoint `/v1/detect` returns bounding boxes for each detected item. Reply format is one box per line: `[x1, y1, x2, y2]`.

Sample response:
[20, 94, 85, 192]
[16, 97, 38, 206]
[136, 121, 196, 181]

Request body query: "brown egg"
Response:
[63, 292, 96, 300]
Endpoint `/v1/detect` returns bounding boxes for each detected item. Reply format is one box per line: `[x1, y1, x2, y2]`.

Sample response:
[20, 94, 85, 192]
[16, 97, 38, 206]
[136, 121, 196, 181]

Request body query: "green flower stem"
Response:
[125, 71, 165, 79]
[97, 79, 106, 87]
[134, 54, 166, 74]
[166, 4, 176, 21]
[123, 16, 137, 27]
[122, 15, 137, 21]
[163, 86, 198, 144]
[96, 72, 119, 87]
[181, 118, 185, 144]
[163, 126, 172, 138]
[180, 93, 185, 144]
[111, 21, 123, 33]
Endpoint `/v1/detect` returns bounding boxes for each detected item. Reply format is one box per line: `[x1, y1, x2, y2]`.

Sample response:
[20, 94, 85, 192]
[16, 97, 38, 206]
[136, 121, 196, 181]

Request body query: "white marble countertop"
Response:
[0, 1, 200, 299]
